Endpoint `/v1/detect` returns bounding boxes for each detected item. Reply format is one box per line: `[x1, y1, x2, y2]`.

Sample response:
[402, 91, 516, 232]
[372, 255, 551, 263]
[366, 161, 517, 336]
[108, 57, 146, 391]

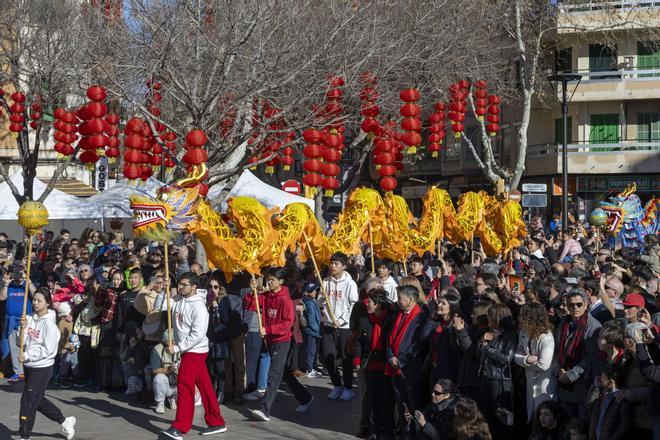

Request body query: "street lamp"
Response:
[548, 73, 582, 233]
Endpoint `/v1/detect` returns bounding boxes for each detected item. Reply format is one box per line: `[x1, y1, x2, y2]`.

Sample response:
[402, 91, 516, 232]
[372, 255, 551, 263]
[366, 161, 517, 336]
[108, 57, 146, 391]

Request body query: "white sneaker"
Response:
[306, 370, 323, 378]
[328, 386, 342, 400]
[340, 388, 353, 401]
[61, 416, 76, 440]
[155, 402, 165, 414]
[168, 396, 177, 411]
[243, 389, 265, 401]
[249, 409, 270, 421]
[295, 395, 314, 413]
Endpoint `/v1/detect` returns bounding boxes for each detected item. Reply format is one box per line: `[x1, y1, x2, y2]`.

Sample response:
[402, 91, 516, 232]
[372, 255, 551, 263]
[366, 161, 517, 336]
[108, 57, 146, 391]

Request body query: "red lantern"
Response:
[303, 173, 322, 187]
[399, 103, 421, 117]
[379, 177, 397, 192]
[185, 129, 207, 147]
[399, 88, 420, 102]
[86, 85, 107, 102]
[182, 148, 208, 165]
[378, 165, 396, 177]
[302, 129, 323, 143]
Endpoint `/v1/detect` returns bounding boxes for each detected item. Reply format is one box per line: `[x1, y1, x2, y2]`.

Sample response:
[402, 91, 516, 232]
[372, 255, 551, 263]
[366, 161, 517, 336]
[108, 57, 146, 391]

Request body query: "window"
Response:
[589, 114, 619, 151]
[555, 48, 573, 73]
[589, 44, 619, 79]
[637, 41, 660, 78]
[637, 112, 660, 150]
[554, 117, 573, 144]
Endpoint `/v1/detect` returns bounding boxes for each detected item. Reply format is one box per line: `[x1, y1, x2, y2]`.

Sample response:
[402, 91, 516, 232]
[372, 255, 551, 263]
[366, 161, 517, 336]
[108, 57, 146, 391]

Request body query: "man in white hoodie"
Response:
[321, 252, 359, 401]
[161, 273, 226, 440]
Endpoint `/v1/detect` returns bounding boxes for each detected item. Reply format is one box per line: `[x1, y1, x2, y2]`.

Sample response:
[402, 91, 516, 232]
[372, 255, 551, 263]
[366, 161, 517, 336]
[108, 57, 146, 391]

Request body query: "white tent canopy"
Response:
[0, 172, 99, 220]
[207, 170, 314, 212]
[80, 177, 163, 219]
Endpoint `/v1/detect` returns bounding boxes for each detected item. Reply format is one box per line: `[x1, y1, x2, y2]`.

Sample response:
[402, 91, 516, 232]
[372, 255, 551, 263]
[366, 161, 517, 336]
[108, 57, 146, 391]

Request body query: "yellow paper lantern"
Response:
[17, 200, 49, 234]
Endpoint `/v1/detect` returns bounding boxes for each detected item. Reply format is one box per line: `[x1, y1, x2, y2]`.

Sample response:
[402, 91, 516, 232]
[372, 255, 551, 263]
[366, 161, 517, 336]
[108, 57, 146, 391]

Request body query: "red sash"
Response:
[386, 304, 421, 376]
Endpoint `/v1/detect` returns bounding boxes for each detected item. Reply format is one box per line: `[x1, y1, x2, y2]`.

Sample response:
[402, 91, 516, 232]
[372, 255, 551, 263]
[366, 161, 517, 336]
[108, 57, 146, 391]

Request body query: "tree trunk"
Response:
[314, 191, 326, 230]
[510, 88, 533, 190]
[195, 237, 209, 272]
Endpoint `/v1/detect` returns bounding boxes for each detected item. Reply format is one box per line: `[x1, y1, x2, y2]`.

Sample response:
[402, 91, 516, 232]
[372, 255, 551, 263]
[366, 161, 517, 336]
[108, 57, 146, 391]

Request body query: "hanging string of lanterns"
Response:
[320, 76, 345, 197]
[399, 88, 422, 155]
[359, 72, 380, 136]
[427, 102, 446, 158]
[105, 113, 121, 163]
[183, 128, 209, 196]
[472, 81, 488, 122]
[122, 117, 147, 181]
[8, 92, 26, 135]
[29, 99, 43, 130]
[77, 85, 109, 169]
[302, 128, 324, 188]
[449, 80, 468, 139]
[53, 108, 78, 158]
[487, 94, 501, 137]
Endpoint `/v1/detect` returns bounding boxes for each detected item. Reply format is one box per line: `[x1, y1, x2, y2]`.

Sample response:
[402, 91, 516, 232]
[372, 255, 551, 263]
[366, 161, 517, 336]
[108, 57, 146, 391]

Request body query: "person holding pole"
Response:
[243, 275, 271, 401]
[321, 252, 359, 401]
[249, 267, 313, 422]
[17, 287, 77, 440]
[160, 272, 226, 440]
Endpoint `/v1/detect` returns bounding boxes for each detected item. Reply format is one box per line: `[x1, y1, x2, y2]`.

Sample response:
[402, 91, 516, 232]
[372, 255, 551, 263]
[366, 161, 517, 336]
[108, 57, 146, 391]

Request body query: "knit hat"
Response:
[57, 302, 72, 318]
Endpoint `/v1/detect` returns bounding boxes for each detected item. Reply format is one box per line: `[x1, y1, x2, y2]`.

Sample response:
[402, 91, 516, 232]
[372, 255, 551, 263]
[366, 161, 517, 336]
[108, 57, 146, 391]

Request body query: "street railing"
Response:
[527, 140, 660, 157]
[558, 0, 660, 12]
[557, 67, 660, 81]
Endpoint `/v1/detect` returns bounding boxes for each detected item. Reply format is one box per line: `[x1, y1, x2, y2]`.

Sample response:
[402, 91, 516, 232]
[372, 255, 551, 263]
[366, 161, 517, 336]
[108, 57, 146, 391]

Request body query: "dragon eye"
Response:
[159, 192, 169, 201]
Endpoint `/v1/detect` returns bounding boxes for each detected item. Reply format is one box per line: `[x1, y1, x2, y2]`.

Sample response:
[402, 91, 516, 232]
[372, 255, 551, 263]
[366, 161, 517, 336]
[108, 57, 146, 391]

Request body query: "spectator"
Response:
[376, 258, 398, 303]
[451, 397, 493, 440]
[529, 400, 570, 440]
[406, 378, 458, 440]
[150, 329, 179, 414]
[301, 281, 322, 377]
[589, 363, 631, 440]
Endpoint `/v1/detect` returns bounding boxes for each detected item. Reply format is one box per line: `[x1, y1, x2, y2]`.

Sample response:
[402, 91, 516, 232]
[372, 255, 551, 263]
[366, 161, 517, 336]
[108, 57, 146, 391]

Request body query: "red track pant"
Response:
[172, 352, 225, 433]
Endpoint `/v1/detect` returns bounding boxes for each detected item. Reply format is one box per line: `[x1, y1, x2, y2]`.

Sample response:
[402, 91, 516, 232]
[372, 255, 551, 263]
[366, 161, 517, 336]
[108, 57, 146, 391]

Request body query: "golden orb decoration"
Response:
[17, 200, 49, 234]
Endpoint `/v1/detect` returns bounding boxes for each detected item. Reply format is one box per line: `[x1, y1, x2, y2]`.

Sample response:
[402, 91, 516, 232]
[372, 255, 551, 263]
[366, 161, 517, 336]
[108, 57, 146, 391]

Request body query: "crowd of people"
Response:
[0, 214, 658, 440]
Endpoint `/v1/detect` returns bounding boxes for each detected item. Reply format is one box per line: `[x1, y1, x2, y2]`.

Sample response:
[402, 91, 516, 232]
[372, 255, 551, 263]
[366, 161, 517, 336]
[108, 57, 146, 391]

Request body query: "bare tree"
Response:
[80, 0, 509, 193]
[0, 0, 90, 204]
[460, 0, 660, 190]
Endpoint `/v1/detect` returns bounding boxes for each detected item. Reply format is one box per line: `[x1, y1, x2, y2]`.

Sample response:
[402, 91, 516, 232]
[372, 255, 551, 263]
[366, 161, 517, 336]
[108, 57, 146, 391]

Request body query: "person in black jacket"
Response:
[634, 331, 660, 440]
[386, 285, 434, 427]
[206, 280, 231, 403]
[353, 287, 395, 440]
[478, 303, 517, 439]
[405, 378, 458, 440]
[589, 363, 631, 440]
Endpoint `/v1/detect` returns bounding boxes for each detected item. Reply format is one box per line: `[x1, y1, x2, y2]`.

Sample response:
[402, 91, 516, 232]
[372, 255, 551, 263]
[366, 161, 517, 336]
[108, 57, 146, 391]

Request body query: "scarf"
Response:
[558, 312, 588, 369]
[432, 319, 450, 365]
[386, 304, 422, 376]
[367, 309, 388, 371]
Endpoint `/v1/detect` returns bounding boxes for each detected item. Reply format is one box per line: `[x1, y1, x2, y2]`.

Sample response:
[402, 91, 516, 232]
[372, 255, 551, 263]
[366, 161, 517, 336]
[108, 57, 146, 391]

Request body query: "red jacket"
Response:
[260, 286, 294, 344]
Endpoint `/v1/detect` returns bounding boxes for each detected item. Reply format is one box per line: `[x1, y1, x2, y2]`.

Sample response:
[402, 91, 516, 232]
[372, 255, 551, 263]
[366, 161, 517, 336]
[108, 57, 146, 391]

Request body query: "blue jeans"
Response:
[245, 332, 271, 392]
[303, 335, 319, 372]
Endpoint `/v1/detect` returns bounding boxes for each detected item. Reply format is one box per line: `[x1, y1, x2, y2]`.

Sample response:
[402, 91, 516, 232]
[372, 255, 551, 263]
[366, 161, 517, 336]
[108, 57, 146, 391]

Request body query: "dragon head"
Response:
[599, 183, 643, 234]
[129, 164, 206, 241]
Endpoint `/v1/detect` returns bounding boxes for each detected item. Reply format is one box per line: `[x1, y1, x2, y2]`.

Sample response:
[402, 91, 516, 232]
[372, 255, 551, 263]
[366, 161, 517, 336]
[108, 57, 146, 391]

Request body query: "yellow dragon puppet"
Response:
[129, 164, 527, 279]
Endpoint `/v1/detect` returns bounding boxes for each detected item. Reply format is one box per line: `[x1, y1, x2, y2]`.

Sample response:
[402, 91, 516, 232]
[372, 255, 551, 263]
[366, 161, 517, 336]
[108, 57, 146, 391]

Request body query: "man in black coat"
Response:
[589, 363, 631, 440]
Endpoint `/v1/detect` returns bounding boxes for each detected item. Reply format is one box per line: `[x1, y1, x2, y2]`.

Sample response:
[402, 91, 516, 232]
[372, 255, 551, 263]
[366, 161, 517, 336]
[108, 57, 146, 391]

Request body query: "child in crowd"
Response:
[60, 334, 80, 388]
[301, 282, 322, 378]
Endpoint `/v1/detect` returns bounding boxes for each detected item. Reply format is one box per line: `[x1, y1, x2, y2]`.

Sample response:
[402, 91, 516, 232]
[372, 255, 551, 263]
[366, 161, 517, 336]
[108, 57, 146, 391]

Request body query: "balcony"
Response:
[525, 140, 660, 175]
[557, 1, 660, 32]
[555, 67, 660, 101]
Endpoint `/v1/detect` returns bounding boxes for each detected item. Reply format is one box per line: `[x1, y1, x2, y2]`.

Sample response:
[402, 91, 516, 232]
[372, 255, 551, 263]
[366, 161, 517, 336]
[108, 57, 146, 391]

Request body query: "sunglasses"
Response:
[432, 389, 446, 396]
[566, 302, 584, 309]
[210, 285, 220, 290]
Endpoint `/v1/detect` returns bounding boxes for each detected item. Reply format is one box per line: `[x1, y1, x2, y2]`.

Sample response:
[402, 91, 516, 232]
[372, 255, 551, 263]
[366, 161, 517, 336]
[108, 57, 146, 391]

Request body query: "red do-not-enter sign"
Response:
[282, 179, 301, 195]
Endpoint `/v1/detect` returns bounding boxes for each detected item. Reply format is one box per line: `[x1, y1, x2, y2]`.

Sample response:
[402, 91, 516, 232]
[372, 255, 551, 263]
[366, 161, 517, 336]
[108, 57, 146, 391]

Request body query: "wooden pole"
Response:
[251, 274, 266, 340]
[18, 233, 34, 363]
[164, 241, 173, 347]
[402, 259, 408, 276]
[302, 231, 338, 325]
[368, 221, 375, 274]
[470, 235, 475, 266]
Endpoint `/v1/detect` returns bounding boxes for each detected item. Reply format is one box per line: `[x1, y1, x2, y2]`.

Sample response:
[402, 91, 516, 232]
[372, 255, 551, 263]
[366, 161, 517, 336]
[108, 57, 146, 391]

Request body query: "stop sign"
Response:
[282, 179, 301, 195]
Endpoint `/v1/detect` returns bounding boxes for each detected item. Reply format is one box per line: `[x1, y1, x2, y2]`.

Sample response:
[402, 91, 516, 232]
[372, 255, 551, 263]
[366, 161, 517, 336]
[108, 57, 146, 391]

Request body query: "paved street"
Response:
[0, 377, 360, 440]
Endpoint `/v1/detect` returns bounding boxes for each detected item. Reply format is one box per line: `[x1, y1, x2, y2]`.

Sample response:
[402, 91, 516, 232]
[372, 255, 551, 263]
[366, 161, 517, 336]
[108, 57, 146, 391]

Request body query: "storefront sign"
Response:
[577, 176, 660, 192]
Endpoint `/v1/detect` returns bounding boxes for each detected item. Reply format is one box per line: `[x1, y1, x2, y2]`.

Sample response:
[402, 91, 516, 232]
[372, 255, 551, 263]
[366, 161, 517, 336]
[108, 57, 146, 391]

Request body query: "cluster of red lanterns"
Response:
[472, 81, 488, 121]
[263, 105, 283, 174]
[53, 109, 79, 157]
[427, 103, 446, 158]
[318, 76, 345, 196]
[218, 94, 236, 138]
[449, 80, 469, 139]
[359, 73, 380, 135]
[280, 131, 296, 171]
[77, 85, 110, 168]
[29, 100, 43, 130]
[373, 136, 397, 191]
[8, 92, 27, 134]
[122, 117, 151, 180]
[183, 129, 209, 196]
[301, 129, 324, 188]
[145, 79, 167, 170]
[105, 113, 121, 163]
[486, 94, 501, 137]
[400, 88, 422, 155]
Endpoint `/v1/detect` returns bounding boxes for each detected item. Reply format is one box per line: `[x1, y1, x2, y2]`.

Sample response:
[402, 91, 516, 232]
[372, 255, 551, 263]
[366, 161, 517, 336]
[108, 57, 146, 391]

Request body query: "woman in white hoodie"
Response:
[18, 288, 76, 440]
[513, 302, 556, 423]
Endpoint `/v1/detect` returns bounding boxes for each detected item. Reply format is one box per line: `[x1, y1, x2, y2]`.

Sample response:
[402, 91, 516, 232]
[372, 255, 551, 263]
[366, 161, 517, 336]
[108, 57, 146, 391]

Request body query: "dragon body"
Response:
[599, 183, 658, 249]
[129, 166, 526, 279]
